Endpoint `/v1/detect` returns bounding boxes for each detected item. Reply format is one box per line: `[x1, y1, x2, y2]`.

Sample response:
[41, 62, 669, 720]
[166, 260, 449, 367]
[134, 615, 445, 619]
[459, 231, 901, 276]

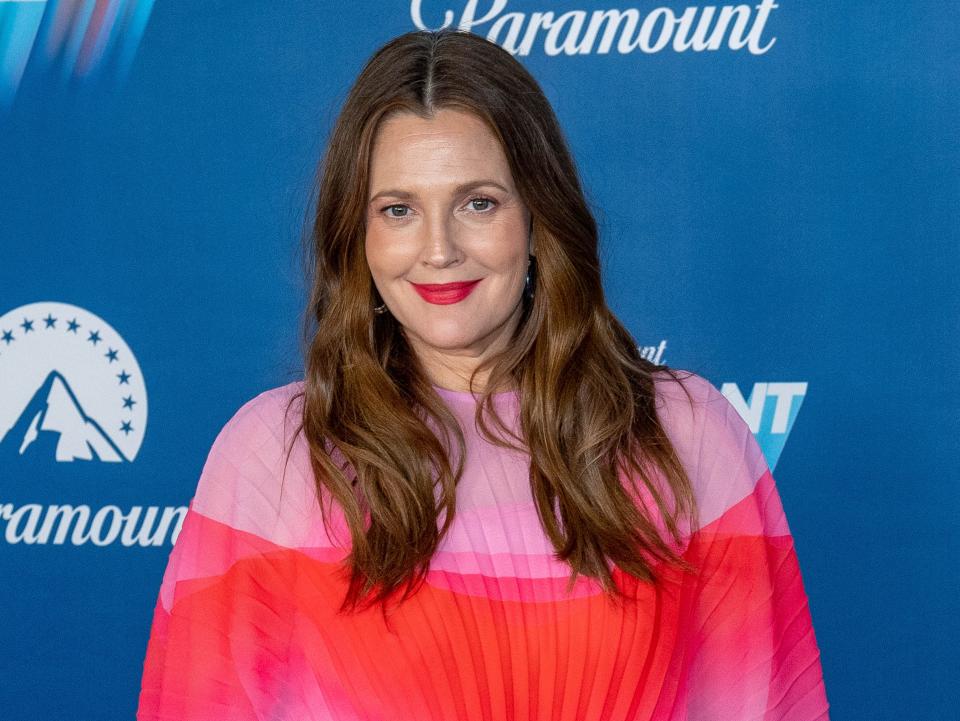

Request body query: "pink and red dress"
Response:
[137, 371, 830, 720]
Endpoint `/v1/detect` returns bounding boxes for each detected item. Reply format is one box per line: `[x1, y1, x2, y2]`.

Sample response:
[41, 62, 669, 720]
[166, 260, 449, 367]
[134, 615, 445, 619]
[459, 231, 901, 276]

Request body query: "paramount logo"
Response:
[0, 301, 181, 549]
[411, 0, 779, 56]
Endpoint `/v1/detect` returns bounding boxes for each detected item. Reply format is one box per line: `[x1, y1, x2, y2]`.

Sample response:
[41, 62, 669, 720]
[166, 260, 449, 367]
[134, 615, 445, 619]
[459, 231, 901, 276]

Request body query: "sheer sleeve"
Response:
[135, 384, 327, 720]
[657, 371, 831, 720]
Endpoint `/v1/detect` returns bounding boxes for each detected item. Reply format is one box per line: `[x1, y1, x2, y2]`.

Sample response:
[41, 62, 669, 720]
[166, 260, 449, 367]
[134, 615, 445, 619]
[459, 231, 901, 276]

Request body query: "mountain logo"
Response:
[0, 301, 147, 463]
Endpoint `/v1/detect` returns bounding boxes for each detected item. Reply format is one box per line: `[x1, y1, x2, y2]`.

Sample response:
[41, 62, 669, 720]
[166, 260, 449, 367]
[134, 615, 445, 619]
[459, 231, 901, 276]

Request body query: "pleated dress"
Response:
[136, 370, 831, 720]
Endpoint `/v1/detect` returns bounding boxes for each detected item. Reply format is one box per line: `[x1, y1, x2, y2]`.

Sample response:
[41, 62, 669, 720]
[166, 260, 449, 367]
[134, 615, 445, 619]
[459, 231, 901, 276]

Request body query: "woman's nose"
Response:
[420, 212, 463, 268]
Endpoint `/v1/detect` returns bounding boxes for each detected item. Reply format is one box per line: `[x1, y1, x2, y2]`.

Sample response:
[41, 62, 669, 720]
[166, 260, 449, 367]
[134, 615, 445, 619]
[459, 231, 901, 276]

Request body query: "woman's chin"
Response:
[403, 322, 488, 353]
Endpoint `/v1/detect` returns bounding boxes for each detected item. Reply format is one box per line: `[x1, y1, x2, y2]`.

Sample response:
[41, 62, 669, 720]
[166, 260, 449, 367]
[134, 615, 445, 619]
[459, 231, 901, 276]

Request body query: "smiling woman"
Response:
[364, 108, 532, 387]
[137, 27, 830, 721]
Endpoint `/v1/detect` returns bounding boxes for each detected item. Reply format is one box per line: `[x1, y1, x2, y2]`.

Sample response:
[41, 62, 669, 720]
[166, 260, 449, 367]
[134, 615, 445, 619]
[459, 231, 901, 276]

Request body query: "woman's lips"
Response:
[410, 279, 481, 305]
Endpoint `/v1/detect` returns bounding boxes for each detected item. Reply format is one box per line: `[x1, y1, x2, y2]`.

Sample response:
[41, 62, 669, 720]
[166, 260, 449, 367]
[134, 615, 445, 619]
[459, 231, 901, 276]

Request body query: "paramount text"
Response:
[0, 502, 186, 547]
[411, 1, 780, 56]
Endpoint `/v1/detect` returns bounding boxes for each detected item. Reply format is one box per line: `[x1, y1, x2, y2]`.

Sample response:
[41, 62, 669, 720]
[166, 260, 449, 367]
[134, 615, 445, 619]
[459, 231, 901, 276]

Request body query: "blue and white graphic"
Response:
[720, 381, 807, 472]
[0, 301, 148, 464]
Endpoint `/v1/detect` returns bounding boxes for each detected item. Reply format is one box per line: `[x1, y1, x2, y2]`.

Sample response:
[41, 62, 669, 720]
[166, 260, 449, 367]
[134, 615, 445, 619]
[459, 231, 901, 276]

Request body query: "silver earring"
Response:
[373, 303, 387, 315]
[524, 254, 536, 299]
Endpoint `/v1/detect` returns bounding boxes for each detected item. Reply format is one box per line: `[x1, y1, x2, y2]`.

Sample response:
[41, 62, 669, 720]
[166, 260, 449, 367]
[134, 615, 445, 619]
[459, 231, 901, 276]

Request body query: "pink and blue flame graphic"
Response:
[0, 0, 155, 108]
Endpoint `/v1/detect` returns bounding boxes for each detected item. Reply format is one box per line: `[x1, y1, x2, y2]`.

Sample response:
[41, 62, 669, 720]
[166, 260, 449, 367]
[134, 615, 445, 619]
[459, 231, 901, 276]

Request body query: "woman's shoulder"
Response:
[649, 366, 723, 439]
[649, 367, 770, 528]
[202, 380, 307, 481]
[187, 379, 325, 547]
[221, 379, 306, 438]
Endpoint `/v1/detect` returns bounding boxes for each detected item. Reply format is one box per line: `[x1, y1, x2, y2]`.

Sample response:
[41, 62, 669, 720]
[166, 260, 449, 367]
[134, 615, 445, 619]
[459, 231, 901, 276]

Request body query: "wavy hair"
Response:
[284, 28, 700, 615]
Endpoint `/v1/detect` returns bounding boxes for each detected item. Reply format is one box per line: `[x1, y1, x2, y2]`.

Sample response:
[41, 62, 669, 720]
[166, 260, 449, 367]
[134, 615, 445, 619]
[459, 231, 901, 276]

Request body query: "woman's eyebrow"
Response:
[368, 179, 509, 203]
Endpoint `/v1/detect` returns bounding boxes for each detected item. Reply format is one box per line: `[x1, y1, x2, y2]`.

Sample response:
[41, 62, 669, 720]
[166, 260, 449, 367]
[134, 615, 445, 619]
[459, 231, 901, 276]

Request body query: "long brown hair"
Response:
[284, 28, 700, 615]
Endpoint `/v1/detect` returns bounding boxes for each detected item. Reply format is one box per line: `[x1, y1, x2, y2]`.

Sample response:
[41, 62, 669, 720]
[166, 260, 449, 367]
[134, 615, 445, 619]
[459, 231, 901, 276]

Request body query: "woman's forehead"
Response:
[368, 109, 515, 196]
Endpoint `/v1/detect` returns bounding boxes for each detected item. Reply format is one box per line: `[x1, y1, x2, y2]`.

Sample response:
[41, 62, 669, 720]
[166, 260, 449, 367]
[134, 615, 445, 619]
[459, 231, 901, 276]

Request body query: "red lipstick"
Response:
[410, 279, 481, 305]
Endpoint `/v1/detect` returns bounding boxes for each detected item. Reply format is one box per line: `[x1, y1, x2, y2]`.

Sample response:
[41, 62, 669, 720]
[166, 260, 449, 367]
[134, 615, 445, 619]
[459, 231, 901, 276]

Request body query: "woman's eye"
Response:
[384, 204, 409, 218]
[468, 197, 496, 212]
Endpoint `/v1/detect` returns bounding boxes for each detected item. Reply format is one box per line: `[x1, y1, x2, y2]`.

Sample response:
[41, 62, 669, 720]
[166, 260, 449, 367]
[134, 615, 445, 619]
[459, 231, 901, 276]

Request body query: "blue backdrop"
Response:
[1, 1, 957, 718]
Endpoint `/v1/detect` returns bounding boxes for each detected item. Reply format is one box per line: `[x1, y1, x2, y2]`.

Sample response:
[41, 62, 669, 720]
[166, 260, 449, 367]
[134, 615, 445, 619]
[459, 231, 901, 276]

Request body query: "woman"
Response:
[137, 28, 830, 720]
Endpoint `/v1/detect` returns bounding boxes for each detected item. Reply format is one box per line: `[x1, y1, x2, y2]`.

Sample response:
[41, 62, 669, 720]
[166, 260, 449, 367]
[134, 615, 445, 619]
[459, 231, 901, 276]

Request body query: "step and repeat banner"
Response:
[1, 2, 956, 719]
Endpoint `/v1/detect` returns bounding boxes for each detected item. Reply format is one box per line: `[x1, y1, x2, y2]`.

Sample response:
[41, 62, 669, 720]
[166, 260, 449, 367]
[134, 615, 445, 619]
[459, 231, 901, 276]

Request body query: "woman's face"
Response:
[364, 107, 532, 385]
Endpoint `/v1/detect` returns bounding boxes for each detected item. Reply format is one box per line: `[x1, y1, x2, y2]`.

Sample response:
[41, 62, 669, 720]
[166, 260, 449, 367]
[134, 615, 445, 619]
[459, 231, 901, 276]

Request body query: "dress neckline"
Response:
[431, 383, 519, 404]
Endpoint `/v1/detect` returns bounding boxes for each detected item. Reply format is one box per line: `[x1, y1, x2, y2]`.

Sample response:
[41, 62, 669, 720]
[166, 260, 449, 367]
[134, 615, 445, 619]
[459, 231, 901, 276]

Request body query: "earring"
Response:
[373, 303, 387, 315]
[524, 254, 536, 299]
